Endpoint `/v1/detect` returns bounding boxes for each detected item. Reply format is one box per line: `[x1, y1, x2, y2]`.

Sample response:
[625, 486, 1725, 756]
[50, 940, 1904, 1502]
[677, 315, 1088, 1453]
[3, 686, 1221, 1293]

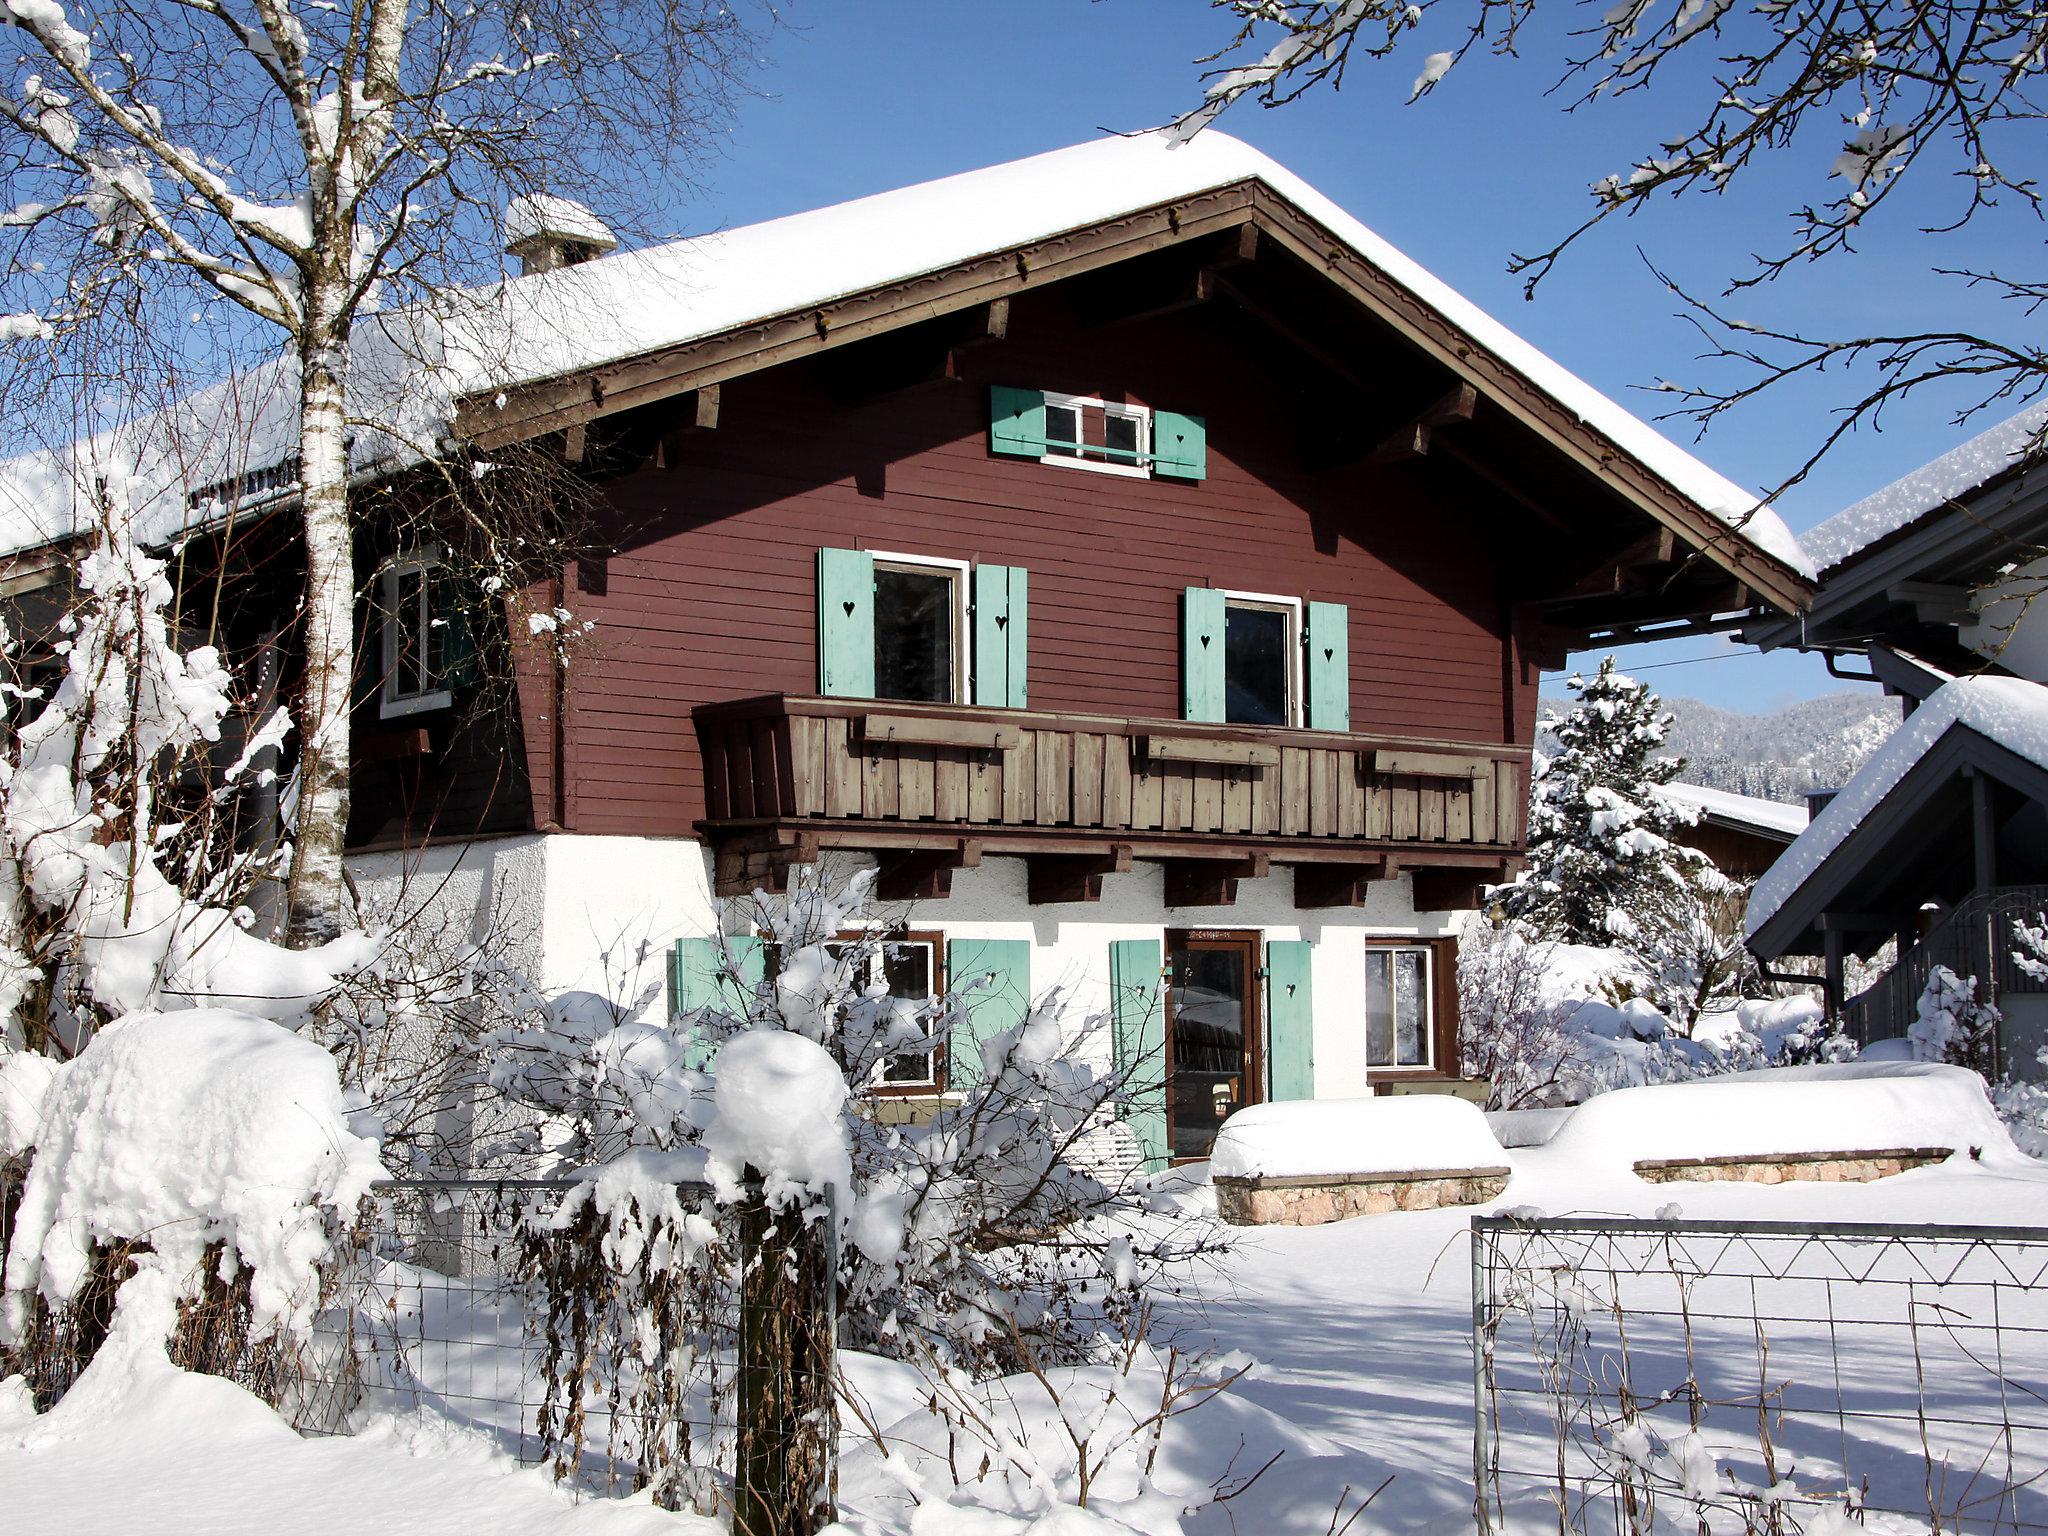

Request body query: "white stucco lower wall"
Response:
[349, 833, 1470, 1101]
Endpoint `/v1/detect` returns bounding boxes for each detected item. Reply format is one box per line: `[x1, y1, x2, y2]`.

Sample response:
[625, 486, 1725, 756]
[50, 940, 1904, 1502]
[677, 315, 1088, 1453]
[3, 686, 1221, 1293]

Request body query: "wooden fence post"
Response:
[734, 1176, 836, 1536]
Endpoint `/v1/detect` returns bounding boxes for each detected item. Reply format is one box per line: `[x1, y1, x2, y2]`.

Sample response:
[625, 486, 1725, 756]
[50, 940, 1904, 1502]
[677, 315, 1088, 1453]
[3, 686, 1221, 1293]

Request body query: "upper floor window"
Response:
[1042, 392, 1150, 478]
[873, 554, 968, 704]
[379, 554, 454, 718]
[989, 385, 1206, 481]
[1222, 592, 1300, 728]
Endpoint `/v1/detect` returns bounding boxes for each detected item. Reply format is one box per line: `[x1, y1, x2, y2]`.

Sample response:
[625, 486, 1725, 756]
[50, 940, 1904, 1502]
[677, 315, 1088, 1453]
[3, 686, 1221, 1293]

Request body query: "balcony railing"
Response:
[1842, 883, 2048, 1050]
[693, 694, 1526, 898]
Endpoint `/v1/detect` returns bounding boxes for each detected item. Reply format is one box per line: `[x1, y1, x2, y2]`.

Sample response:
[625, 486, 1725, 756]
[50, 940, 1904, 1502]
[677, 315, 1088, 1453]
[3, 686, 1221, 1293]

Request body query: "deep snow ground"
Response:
[6, 1132, 2048, 1534]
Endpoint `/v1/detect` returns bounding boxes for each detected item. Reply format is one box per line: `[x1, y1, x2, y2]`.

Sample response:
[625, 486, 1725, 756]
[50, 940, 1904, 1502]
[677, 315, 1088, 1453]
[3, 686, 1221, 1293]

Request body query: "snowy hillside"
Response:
[1539, 688, 1901, 804]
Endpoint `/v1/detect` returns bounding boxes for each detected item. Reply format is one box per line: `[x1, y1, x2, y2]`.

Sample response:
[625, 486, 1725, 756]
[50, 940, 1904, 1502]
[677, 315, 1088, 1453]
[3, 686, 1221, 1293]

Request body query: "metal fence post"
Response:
[1471, 1219, 1494, 1536]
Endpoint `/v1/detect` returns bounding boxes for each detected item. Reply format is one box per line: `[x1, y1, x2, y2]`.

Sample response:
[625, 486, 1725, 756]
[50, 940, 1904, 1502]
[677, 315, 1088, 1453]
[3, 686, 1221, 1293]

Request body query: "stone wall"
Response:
[1633, 1147, 1953, 1185]
[1215, 1166, 1511, 1226]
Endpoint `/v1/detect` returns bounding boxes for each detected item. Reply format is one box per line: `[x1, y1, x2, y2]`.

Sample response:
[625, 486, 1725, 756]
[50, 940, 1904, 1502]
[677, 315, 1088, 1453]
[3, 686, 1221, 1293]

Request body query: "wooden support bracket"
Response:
[1163, 853, 1270, 908]
[1291, 859, 1388, 909]
[875, 839, 982, 903]
[1365, 382, 1478, 465]
[1027, 845, 1134, 905]
[1410, 861, 1508, 912]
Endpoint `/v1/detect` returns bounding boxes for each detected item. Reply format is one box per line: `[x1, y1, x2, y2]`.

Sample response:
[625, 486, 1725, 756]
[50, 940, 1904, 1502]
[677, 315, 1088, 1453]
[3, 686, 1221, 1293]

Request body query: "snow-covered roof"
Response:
[1747, 675, 2048, 936]
[1659, 780, 1809, 839]
[0, 131, 1812, 577]
[1799, 399, 2048, 575]
[503, 194, 617, 254]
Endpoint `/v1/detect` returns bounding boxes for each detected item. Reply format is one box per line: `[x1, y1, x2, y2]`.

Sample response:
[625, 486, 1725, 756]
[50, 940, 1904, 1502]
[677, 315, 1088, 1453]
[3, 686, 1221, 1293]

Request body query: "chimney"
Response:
[503, 194, 617, 275]
[1805, 787, 1839, 818]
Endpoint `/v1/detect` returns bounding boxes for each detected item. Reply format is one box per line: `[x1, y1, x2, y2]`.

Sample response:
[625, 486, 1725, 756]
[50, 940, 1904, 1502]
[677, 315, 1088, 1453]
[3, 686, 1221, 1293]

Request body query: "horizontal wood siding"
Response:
[555, 297, 1528, 839]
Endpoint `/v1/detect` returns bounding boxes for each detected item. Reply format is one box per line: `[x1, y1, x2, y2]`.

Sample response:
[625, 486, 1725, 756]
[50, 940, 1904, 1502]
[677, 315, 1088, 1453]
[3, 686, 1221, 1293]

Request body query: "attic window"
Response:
[1042, 393, 1150, 479]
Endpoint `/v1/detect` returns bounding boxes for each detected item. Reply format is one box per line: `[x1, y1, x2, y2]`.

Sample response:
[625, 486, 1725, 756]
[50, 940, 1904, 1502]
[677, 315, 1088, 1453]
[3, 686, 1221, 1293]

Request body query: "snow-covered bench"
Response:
[1209, 1097, 1512, 1226]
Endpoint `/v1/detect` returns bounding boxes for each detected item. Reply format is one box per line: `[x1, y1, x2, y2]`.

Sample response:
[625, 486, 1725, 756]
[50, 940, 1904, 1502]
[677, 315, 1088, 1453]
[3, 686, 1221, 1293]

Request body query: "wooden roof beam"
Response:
[1365, 382, 1479, 465]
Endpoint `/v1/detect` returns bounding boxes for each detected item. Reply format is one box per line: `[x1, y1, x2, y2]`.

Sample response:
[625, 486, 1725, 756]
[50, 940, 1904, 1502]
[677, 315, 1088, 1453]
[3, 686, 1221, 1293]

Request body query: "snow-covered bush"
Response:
[1458, 915, 1579, 1109]
[1909, 965, 2000, 1076]
[486, 865, 1219, 1375]
[0, 1009, 382, 1404]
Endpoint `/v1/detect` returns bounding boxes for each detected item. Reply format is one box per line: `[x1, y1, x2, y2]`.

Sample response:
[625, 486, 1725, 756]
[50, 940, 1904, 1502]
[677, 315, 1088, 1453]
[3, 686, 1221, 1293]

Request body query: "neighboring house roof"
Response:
[1747, 676, 2048, 948]
[1799, 399, 2048, 576]
[1659, 781, 1809, 842]
[0, 130, 1812, 591]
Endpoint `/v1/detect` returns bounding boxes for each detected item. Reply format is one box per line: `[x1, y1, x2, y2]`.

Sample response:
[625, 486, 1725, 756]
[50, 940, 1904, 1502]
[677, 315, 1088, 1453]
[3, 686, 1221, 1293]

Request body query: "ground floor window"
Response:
[1365, 943, 1434, 1070]
[812, 930, 944, 1090]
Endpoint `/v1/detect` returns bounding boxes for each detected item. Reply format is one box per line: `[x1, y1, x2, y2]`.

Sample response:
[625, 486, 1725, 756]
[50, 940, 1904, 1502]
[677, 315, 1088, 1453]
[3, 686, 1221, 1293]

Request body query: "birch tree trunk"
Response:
[286, 318, 355, 946]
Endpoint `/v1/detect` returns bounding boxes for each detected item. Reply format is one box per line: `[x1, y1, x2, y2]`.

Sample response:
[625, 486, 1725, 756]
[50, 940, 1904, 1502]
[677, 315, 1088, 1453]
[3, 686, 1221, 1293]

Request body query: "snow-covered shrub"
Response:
[0, 1009, 382, 1405]
[1909, 965, 2000, 1076]
[486, 865, 1219, 1375]
[1458, 915, 1579, 1109]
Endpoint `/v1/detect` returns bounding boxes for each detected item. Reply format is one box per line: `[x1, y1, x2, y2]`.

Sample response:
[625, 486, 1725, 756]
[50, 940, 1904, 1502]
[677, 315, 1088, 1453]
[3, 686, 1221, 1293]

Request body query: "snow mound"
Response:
[1750, 677, 2048, 936]
[3, 1010, 385, 1343]
[701, 1029, 850, 1204]
[1547, 1062, 2013, 1168]
[1210, 1096, 1508, 1180]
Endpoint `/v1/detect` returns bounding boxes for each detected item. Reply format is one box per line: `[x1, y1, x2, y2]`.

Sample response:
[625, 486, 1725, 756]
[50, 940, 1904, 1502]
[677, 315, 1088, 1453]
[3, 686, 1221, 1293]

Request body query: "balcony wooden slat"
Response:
[691, 694, 1530, 875]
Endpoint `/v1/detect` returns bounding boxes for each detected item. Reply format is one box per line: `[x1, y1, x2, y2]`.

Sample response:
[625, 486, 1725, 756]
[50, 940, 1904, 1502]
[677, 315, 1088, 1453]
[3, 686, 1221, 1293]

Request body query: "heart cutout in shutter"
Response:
[996, 615, 1008, 628]
[1201, 635, 1212, 648]
[1323, 647, 1334, 660]
[843, 600, 856, 616]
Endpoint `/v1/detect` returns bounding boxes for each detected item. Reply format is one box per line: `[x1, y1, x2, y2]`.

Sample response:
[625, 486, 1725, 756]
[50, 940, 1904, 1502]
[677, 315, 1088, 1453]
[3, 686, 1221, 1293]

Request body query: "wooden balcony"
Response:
[693, 694, 1527, 906]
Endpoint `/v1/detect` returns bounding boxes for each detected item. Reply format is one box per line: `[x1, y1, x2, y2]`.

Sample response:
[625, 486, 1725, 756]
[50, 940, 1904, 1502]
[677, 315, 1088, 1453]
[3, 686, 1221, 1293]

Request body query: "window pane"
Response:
[874, 566, 955, 703]
[1044, 404, 1079, 458]
[1366, 949, 1432, 1068]
[1100, 410, 1141, 465]
[1224, 603, 1289, 726]
[881, 941, 937, 1084]
[394, 568, 426, 696]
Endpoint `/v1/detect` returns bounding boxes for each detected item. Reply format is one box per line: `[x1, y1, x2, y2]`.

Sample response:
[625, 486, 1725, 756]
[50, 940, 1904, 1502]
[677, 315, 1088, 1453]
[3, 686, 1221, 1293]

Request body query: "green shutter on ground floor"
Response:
[1265, 939, 1315, 1101]
[670, 934, 766, 1069]
[1110, 939, 1168, 1171]
[946, 937, 1031, 1091]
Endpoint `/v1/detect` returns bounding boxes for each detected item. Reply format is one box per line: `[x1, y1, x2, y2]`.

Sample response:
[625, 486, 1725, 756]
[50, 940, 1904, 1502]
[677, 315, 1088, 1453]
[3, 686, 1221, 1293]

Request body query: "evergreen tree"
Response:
[1500, 656, 1715, 947]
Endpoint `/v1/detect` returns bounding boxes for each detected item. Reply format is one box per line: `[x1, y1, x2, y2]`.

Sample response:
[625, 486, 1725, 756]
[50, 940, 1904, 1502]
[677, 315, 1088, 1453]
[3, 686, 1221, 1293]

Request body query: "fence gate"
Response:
[1472, 1216, 2048, 1536]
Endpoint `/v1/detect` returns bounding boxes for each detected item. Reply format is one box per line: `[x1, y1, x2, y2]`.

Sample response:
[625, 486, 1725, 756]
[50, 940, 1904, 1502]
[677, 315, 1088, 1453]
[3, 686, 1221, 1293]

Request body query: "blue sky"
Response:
[659, 2, 2033, 711]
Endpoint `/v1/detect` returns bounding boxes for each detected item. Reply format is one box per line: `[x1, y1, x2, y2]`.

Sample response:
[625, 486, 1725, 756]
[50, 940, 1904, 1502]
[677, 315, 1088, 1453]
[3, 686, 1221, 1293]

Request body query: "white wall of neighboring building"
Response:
[348, 833, 1469, 1102]
[1963, 555, 2048, 683]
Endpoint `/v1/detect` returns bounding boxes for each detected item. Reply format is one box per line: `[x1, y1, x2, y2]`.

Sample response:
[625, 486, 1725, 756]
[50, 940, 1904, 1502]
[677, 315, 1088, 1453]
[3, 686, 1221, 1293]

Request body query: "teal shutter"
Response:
[1265, 940, 1315, 1101]
[1182, 587, 1226, 724]
[973, 564, 1028, 708]
[1151, 410, 1206, 480]
[989, 386, 1046, 458]
[432, 566, 480, 691]
[670, 935, 766, 1069]
[1304, 600, 1350, 731]
[1110, 939, 1168, 1171]
[354, 599, 385, 713]
[946, 938, 1031, 1091]
[817, 547, 875, 698]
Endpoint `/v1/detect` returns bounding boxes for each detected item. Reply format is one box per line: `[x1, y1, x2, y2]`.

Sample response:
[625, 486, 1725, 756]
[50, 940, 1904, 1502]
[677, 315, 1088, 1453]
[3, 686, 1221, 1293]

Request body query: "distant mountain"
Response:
[1538, 688, 1902, 805]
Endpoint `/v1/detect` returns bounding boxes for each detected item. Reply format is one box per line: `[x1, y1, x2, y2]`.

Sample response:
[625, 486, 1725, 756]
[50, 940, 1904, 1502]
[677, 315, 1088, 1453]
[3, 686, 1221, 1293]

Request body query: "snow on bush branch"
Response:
[0, 529, 376, 1047]
[487, 865, 1222, 1371]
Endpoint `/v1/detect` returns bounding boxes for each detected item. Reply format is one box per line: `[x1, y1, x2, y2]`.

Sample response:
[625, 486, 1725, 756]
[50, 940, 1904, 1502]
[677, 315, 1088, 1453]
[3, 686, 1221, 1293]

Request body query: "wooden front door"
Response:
[1165, 930, 1263, 1162]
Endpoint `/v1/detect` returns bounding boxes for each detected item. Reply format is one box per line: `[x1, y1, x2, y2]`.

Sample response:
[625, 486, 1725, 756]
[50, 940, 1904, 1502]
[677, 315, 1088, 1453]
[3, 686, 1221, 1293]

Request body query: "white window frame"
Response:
[1219, 588, 1304, 729]
[1039, 391, 1152, 480]
[1364, 942, 1436, 1072]
[822, 931, 945, 1091]
[870, 549, 973, 707]
[379, 550, 452, 719]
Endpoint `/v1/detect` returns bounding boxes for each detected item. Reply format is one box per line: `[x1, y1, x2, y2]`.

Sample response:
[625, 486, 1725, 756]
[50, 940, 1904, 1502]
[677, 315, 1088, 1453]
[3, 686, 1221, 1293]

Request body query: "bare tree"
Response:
[1182, 0, 2048, 486]
[0, 0, 766, 942]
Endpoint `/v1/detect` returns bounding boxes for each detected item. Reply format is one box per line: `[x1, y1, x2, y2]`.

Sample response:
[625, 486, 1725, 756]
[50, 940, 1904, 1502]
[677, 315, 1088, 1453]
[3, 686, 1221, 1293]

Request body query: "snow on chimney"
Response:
[503, 194, 618, 275]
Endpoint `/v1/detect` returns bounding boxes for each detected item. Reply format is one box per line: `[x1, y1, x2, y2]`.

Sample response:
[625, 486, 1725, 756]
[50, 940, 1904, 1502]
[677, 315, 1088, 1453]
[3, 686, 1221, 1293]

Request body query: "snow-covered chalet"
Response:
[1749, 403, 2048, 1077]
[0, 133, 1814, 1164]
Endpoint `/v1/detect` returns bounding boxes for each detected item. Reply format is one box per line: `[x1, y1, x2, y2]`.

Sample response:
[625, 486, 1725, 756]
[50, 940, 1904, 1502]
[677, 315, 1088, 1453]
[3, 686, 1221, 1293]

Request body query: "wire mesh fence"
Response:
[301, 1175, 837, 1529]
[1472, 1216, 2048, 1536]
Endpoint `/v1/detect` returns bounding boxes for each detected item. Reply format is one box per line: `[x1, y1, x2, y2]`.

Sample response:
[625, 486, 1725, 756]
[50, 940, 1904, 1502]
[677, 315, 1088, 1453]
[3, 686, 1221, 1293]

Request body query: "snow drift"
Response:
[1547, 1061, 2014, 1169]
[1210, 1096, 1508, 1180]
